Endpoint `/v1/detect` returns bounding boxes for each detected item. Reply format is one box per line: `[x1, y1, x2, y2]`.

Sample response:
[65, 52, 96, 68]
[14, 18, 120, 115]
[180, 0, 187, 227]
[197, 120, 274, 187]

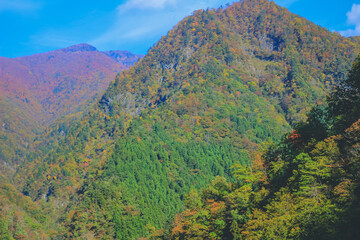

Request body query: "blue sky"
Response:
[0, 0, 359, 58]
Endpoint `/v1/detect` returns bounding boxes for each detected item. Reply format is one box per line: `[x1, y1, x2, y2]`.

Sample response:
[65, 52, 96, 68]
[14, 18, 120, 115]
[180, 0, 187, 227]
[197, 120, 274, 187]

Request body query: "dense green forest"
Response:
[161, 55, 360, 240]
[1, 0, 360, 239]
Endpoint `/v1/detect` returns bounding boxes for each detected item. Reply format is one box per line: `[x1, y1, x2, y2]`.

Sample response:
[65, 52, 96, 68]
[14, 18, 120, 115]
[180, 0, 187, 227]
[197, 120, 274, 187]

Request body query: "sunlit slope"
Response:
[17, 0, 360, 238]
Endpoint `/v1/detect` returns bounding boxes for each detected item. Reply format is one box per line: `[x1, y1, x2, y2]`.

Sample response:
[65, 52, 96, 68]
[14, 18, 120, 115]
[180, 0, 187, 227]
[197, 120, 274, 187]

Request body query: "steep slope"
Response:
[17, 0, 360, 239]
[0, 173, 50, 240]
[165, 55, 360, 240]
[0, 44, 142, 172]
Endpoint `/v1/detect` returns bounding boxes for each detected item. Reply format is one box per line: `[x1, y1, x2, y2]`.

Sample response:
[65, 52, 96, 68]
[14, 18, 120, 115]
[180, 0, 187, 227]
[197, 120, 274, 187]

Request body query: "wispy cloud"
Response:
[118, 0, 177, 11]
[26, 0, 231, 54]
[90, 0, 230, 53]
[0, 0, 42, 13]
[27, 7, 116, 52]
[339, 4, 360, 36]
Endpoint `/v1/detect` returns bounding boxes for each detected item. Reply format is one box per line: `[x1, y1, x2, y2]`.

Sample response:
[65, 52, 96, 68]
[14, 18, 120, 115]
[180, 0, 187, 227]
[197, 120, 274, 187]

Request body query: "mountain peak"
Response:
[60, 43, 97, 53]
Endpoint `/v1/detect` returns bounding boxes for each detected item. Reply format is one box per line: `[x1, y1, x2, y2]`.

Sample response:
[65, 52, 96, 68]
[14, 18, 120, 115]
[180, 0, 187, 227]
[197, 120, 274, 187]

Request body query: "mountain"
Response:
[103, 50, 144, 68]
[6, 0, 360, 239]
[164, 55, 360, 240]
[0, 43, 143, 126]
[0, 44, 142, 173]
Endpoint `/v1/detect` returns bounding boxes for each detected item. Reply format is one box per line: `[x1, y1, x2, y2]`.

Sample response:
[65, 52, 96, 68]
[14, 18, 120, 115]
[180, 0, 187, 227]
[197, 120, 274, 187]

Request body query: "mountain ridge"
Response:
[14, 0, 360, 239]
[59, 43, 97, 53]
[1, 0, 360, 239]
[0, 44, 142, 175]
[0, 43, 143, 125]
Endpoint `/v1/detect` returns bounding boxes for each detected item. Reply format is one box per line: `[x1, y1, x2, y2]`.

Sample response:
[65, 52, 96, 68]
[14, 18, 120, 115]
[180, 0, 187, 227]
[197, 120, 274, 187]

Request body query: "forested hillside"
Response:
[0, 44, 142, 175]
[0, 45, 142, 239]
[163, 53, 360, 240]
[2, 0, 360, 239]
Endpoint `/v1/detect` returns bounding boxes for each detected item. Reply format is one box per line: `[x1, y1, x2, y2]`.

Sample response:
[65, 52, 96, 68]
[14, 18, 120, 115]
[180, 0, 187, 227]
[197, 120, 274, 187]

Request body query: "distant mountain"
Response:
[103, 50, 145, 68]
[0, 43, 142, 126]
[14, 0, 360, 239]
[0, 44, 142, 172]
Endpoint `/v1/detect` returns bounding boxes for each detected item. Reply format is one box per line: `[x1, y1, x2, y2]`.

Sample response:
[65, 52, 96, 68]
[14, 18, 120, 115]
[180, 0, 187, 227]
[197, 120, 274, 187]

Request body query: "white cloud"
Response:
[118, 0, 177, 11]
[340, 4, 360, 36]
[0, 0, 42, 13]
[19, 0, 230, 55]
[347, 4, 360, 25]
[90, 0, 230, 53]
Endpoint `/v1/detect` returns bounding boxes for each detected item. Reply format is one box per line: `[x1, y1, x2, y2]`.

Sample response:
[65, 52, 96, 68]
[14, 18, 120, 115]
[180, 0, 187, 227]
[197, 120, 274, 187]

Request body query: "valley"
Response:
[1, 0, 360, 239]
